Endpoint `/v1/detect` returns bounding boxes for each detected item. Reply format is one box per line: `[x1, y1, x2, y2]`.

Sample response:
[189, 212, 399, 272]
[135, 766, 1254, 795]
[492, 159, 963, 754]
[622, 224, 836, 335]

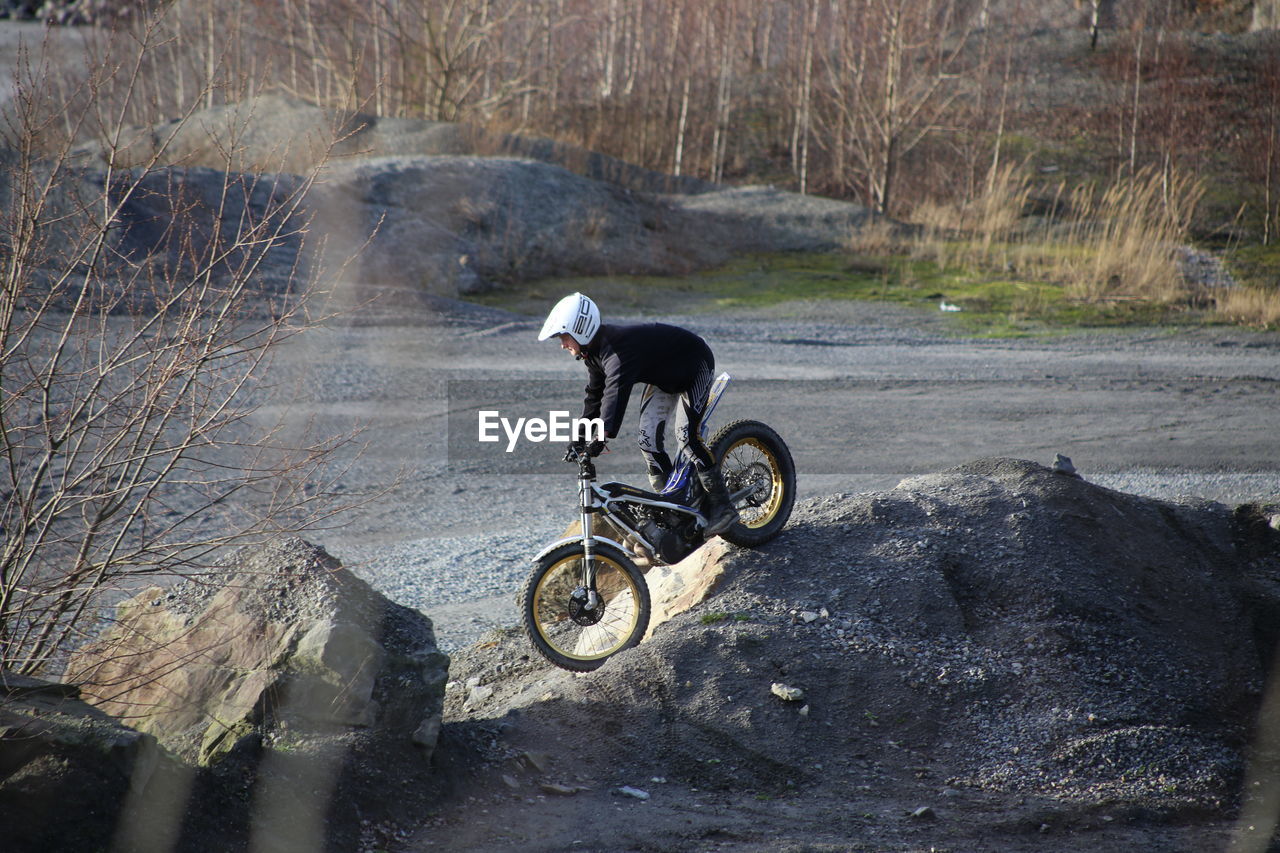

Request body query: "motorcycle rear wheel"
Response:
[711, 419, 796, 547]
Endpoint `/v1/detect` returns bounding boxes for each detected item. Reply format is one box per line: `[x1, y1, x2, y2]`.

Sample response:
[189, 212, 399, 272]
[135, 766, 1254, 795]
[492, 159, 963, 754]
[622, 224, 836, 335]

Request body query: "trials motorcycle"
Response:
[521, 373, 795, 671]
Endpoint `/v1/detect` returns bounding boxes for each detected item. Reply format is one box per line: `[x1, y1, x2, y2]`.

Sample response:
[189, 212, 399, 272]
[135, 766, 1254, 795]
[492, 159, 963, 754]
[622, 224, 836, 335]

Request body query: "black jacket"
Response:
[581, 323, 714, 438]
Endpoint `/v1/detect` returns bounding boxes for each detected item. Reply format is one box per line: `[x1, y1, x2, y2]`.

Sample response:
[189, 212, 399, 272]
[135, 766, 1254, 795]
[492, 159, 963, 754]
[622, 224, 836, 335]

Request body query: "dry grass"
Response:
[1055, 167, 1203, 303]
[1214, 286, 1280, 329]
[850, 161, 1280, 328]
[846, 219, 907, 255]
[903, 161, 1035, 273]
[889, 163, 1209, 306]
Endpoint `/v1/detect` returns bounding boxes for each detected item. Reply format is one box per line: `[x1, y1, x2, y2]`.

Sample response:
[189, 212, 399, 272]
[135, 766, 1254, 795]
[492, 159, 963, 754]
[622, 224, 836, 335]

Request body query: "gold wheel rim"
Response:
[723, 437, 785, 529]
[533, 554, 642, 662]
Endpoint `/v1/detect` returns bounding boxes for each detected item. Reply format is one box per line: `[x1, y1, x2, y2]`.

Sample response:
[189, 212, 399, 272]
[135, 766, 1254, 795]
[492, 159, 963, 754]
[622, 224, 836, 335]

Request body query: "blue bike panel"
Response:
[656, 372, 729, 500]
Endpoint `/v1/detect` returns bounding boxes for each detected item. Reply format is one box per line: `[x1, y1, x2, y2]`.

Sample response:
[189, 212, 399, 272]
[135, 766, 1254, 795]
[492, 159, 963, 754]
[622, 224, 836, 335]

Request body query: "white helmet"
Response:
[538, 292, 600, 346]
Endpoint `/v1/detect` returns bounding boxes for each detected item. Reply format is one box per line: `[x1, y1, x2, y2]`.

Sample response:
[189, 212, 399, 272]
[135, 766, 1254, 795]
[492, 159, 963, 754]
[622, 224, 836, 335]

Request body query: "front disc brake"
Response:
[568, 587, 604, 626]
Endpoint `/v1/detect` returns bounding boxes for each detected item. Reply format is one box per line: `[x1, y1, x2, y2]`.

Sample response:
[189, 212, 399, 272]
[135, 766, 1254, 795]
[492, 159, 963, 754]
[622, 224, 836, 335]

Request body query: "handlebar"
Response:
[563, 442, 605, 478]
[563, 440, 607, 462]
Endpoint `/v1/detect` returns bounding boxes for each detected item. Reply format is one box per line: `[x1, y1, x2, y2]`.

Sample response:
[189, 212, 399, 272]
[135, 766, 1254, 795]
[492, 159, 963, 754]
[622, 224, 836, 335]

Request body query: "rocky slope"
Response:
[420, 458, 1280, 852]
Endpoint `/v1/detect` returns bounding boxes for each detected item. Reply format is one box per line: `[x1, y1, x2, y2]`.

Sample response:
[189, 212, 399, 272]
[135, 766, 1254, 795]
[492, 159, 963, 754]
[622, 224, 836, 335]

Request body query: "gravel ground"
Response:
[260, 298, 1280, 651]
[339, 463, 1280, 654]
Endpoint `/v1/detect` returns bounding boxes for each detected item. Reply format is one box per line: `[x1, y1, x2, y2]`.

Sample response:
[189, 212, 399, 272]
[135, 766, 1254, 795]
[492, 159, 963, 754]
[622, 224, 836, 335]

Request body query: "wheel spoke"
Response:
[532, 554, 643, 663]
[722, 438, 784, 528]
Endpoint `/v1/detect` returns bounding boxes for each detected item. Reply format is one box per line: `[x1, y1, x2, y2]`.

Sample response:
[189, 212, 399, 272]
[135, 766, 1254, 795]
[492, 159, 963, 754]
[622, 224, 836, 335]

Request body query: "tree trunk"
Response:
[674, 76, 690, 177]
[795, 0, 818, 194]
[1128, 28, 1144, 174]
[878, 4, 901, 214]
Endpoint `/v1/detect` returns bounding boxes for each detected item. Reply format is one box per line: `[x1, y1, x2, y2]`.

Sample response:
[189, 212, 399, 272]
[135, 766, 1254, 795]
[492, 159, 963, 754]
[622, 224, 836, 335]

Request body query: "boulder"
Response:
[555, 516, 733, 637]
[0, 671, 176, 852]
[645, 538, 733, 638]
[65, 537, 449, 766]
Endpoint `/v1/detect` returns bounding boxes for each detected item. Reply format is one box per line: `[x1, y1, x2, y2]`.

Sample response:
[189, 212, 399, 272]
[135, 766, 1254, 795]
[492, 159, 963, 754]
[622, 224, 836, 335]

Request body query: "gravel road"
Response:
[263, 297, 1280, 650]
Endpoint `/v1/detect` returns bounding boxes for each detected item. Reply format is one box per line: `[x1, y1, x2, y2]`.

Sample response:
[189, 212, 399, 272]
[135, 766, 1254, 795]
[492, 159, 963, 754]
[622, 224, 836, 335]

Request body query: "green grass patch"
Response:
[1225, 243, 1280, 291]
[478, 250, 1227, 338]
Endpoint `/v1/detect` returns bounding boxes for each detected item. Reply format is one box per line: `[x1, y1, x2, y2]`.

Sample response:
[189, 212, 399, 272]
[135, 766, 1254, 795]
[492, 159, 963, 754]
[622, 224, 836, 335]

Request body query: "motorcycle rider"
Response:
[538, 292, 740, 537]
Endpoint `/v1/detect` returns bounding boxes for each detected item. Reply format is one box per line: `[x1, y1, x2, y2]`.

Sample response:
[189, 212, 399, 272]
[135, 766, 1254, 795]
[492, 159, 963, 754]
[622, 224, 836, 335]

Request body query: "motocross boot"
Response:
[696, 463, 740, 536]
[646, 466, 668, 494]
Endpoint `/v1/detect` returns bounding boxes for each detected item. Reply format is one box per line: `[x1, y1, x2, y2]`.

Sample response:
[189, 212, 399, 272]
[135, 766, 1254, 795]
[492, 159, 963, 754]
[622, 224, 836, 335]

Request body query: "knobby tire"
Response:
[711, 419, 796, 547]
[521, 541, 651, 672]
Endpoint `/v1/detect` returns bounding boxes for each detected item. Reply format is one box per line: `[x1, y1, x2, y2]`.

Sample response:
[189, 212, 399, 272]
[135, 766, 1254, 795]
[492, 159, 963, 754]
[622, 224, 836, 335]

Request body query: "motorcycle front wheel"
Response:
[521, 541, 651, 672]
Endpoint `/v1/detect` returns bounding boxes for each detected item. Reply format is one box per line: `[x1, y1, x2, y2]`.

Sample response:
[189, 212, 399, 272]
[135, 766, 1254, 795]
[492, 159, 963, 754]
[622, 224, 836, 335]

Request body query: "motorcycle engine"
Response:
[639, 514, 699, 565]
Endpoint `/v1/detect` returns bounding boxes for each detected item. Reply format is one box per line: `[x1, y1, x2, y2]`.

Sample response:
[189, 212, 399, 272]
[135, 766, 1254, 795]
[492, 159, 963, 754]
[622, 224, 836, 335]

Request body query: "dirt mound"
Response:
[52, 94, 877, 308]
[427, 458, 1280, 850]
[71, 93, 720, 197]
[309, 155, 878, 302]
[308, 155, 736, 303]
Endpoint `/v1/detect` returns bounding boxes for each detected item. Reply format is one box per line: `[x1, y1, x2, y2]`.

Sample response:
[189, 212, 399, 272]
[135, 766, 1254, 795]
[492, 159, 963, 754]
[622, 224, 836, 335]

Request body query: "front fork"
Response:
[578, 469, 601, 611]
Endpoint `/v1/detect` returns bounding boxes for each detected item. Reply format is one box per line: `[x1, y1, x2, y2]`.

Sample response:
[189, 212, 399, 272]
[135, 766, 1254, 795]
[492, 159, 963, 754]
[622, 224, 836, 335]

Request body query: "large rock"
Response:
[0, 671, 177, 852]
[65, 537, 448, 766]
[554, 517, 734, 636]
[645, 538, 733, 638]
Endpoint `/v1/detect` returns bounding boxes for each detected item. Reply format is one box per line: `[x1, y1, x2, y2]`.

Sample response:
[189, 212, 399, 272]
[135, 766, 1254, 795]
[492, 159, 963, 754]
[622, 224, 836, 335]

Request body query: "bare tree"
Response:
[793, 0, 820, 194]
[1088, 0, 1109, 51]
[0, 17, 356, 675]
[814, 0, 972, 213]
[1239, 41, 1280, 246]
[710, 0, 741, 184]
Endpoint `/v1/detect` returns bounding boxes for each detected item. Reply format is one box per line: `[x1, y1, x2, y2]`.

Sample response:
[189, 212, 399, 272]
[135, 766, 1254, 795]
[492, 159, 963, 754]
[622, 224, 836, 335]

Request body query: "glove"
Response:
[565, 439, 607, 460]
